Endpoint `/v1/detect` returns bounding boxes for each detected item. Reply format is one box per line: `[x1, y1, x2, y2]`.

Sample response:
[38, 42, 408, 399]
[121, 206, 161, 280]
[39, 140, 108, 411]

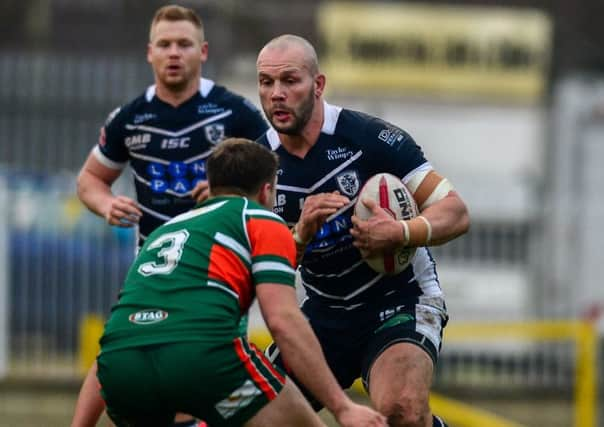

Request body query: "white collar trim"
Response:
[321, 101, 343, 135]
[145, 78, 215, 102]
[265, 100, 343, 150]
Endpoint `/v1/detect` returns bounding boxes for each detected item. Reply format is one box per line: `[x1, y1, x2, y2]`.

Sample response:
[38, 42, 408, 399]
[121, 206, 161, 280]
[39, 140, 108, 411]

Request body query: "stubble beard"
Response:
[269, 87, 315, 136]
[158, 65, 197, 93]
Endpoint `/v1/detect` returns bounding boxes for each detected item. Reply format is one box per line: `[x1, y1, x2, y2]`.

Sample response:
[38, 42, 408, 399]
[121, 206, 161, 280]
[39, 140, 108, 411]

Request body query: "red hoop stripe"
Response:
[233, 337, 278, 400]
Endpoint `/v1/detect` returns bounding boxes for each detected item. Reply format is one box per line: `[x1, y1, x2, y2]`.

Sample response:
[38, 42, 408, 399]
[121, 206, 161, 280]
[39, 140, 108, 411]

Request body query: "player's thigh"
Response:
[368, 342, 434, 408]
[361, 296, 446, 401]
[244, 379, 324, 427]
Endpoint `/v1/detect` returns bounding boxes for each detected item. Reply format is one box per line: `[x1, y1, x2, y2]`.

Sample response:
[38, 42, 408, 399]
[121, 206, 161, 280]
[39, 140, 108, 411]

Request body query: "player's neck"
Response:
[155, 78, 200, 107]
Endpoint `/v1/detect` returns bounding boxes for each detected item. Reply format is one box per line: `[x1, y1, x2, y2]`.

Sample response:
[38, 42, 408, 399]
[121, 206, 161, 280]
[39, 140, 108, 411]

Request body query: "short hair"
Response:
[207, 138, 279, 197]
[149, 4, 205, 42]
[260, 34, 319, 76]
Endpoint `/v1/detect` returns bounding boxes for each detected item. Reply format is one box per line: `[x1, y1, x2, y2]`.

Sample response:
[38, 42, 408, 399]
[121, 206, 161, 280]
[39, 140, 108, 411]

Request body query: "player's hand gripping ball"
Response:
[354, 173, 418, 275]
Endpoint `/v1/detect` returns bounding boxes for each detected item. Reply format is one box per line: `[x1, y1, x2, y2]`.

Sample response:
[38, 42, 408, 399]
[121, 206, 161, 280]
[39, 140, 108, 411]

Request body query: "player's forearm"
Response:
[268, 310, 350, 417]
[417, 191, 470, 246]
[76, 171, 115, 218]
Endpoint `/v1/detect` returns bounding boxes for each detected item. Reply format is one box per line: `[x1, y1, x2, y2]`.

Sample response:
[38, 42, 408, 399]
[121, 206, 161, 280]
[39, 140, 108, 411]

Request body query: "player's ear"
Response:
[146, 43, 153, 64]
[257, 181, 275, 209]
[200, 41, 209, 63]
[315, 74, 326, 98]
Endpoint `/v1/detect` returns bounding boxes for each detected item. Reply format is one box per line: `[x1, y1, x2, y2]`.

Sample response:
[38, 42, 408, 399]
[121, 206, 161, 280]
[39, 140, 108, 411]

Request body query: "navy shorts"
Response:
[266, 291, 448, 409]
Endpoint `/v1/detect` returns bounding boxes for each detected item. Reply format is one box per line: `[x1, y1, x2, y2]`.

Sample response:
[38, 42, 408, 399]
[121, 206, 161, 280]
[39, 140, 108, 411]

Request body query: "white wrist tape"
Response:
[400, 220, 410, 246]
[418, 215, 432, 245]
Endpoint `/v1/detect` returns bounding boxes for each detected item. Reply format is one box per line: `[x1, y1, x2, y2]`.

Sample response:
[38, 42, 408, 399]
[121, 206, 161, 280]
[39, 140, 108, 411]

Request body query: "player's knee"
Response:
[375, 390, 429, 427]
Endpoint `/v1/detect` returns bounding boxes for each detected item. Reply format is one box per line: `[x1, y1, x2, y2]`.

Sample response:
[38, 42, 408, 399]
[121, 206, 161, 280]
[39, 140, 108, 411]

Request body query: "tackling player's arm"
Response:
[251, 218, 385, 427]
[257, 283, 385, 427]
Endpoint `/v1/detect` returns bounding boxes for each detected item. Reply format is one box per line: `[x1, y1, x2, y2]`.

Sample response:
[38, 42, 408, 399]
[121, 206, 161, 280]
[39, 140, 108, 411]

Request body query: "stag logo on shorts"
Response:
[336, 170, 359, 197]
[128, 309, 168, 325]
[204, 123, 225, 144]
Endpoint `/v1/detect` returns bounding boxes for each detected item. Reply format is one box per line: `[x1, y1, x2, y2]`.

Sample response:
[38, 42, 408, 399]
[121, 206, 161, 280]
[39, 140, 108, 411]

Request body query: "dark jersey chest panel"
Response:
[258, 106, 439, 307]
[99, 80, 268, 243]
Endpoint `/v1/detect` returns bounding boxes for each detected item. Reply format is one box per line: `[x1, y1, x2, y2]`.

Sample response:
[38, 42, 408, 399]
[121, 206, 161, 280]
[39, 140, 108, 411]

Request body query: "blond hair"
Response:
[149, 4, 204, 42]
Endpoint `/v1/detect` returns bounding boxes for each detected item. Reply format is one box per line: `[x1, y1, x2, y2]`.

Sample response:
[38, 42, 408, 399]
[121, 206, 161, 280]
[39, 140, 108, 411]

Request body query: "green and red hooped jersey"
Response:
[99, 196, 296, 353]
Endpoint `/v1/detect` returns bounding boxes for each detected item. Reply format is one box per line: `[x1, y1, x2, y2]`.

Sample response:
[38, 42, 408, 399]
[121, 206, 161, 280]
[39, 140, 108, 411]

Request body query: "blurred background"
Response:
[0, 0, 603, 426]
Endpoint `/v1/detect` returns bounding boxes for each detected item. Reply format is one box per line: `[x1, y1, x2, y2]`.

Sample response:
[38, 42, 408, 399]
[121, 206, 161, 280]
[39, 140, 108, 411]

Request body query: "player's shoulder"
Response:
[245, 200, 286, 225]
[102, 90, 151, 128]
[335, 106, 416, 151]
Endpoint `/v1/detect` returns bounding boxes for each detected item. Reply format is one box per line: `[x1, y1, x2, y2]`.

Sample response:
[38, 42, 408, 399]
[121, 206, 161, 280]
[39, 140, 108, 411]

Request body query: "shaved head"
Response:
[258, 34, 319, 76]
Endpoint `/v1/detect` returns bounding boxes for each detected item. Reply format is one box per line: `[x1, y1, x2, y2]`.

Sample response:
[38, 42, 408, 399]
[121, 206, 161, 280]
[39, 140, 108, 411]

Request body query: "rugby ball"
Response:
[354, 173, 418, 275]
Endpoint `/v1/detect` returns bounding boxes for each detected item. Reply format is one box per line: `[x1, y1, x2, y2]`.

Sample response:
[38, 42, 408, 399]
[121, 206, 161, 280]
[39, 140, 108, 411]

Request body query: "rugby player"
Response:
[256, 34, 470, 427]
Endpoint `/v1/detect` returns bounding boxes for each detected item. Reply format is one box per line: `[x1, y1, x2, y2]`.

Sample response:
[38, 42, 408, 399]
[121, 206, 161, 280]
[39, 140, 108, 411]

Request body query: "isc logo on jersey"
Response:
[128, 309, 168, 324]
[161, 137, 190, 149]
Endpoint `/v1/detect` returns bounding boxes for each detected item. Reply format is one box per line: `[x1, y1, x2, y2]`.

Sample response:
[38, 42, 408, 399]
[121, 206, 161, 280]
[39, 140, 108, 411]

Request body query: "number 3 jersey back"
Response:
[99, 196, 296, 353]
[92, 78, 268, 245]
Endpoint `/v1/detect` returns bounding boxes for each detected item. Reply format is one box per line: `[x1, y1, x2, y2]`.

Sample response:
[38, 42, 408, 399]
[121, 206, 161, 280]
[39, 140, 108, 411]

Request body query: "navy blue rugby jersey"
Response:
[257, 102, 442, 310]
[92, 78, 268, 245]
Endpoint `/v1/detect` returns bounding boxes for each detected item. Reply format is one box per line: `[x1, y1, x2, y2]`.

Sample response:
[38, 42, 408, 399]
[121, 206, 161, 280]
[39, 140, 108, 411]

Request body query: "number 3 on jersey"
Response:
[138, 230, 190, 276]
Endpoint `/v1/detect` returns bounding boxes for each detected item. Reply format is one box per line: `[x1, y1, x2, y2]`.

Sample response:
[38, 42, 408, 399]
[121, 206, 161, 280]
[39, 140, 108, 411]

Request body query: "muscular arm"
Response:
[77, 153, 142, 226]
[416, 190, 469, 246]
[77, 153, 121, 217]
[256, 284, 352, 420]
[351, 171, 470, 253]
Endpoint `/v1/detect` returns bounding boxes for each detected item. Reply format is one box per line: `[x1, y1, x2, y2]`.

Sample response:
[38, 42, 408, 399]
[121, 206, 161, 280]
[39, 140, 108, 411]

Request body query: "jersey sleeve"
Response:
[232, 97, 269, 140]
[362, 116, 431, 181]
[93, 106, 129, 169]
[246, 212, 296, 288]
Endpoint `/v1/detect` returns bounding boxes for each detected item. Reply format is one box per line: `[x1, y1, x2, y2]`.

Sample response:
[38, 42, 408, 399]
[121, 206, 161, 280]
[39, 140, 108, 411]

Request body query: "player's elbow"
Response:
[76, 170, 88, 201]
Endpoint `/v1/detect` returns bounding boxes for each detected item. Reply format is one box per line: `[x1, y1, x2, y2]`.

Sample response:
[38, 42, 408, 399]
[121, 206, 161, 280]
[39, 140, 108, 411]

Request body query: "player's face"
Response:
[257, 48, 318, 135]
[147, 20, 207, 91]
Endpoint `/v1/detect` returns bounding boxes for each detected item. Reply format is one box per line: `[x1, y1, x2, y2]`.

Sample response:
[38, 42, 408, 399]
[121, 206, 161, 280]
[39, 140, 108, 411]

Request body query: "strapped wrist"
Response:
[399, 220, 410, 246]
[417, 215, 432, 245]
[292, 224, 311, 245]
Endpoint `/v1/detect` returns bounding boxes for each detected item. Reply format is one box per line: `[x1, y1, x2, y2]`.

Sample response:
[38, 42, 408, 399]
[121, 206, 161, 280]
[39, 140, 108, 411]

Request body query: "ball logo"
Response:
[393, 188, 415, 220]
[129, 309, 169, 325]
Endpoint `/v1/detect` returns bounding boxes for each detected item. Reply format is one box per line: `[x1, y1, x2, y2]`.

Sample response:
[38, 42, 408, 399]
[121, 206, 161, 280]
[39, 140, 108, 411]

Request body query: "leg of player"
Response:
[71, 361, 107, 427]
[244, 379, 325, 427]
[368, 342, 437, 427]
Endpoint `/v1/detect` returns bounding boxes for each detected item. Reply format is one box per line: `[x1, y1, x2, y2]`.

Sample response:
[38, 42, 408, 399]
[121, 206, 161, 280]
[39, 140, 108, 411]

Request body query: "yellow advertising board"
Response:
[317, 2, 552, 101]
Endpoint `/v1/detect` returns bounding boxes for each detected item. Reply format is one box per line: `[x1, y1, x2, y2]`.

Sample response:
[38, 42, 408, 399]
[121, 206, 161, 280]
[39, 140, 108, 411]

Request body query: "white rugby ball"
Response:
[354, 173, 418, 275]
